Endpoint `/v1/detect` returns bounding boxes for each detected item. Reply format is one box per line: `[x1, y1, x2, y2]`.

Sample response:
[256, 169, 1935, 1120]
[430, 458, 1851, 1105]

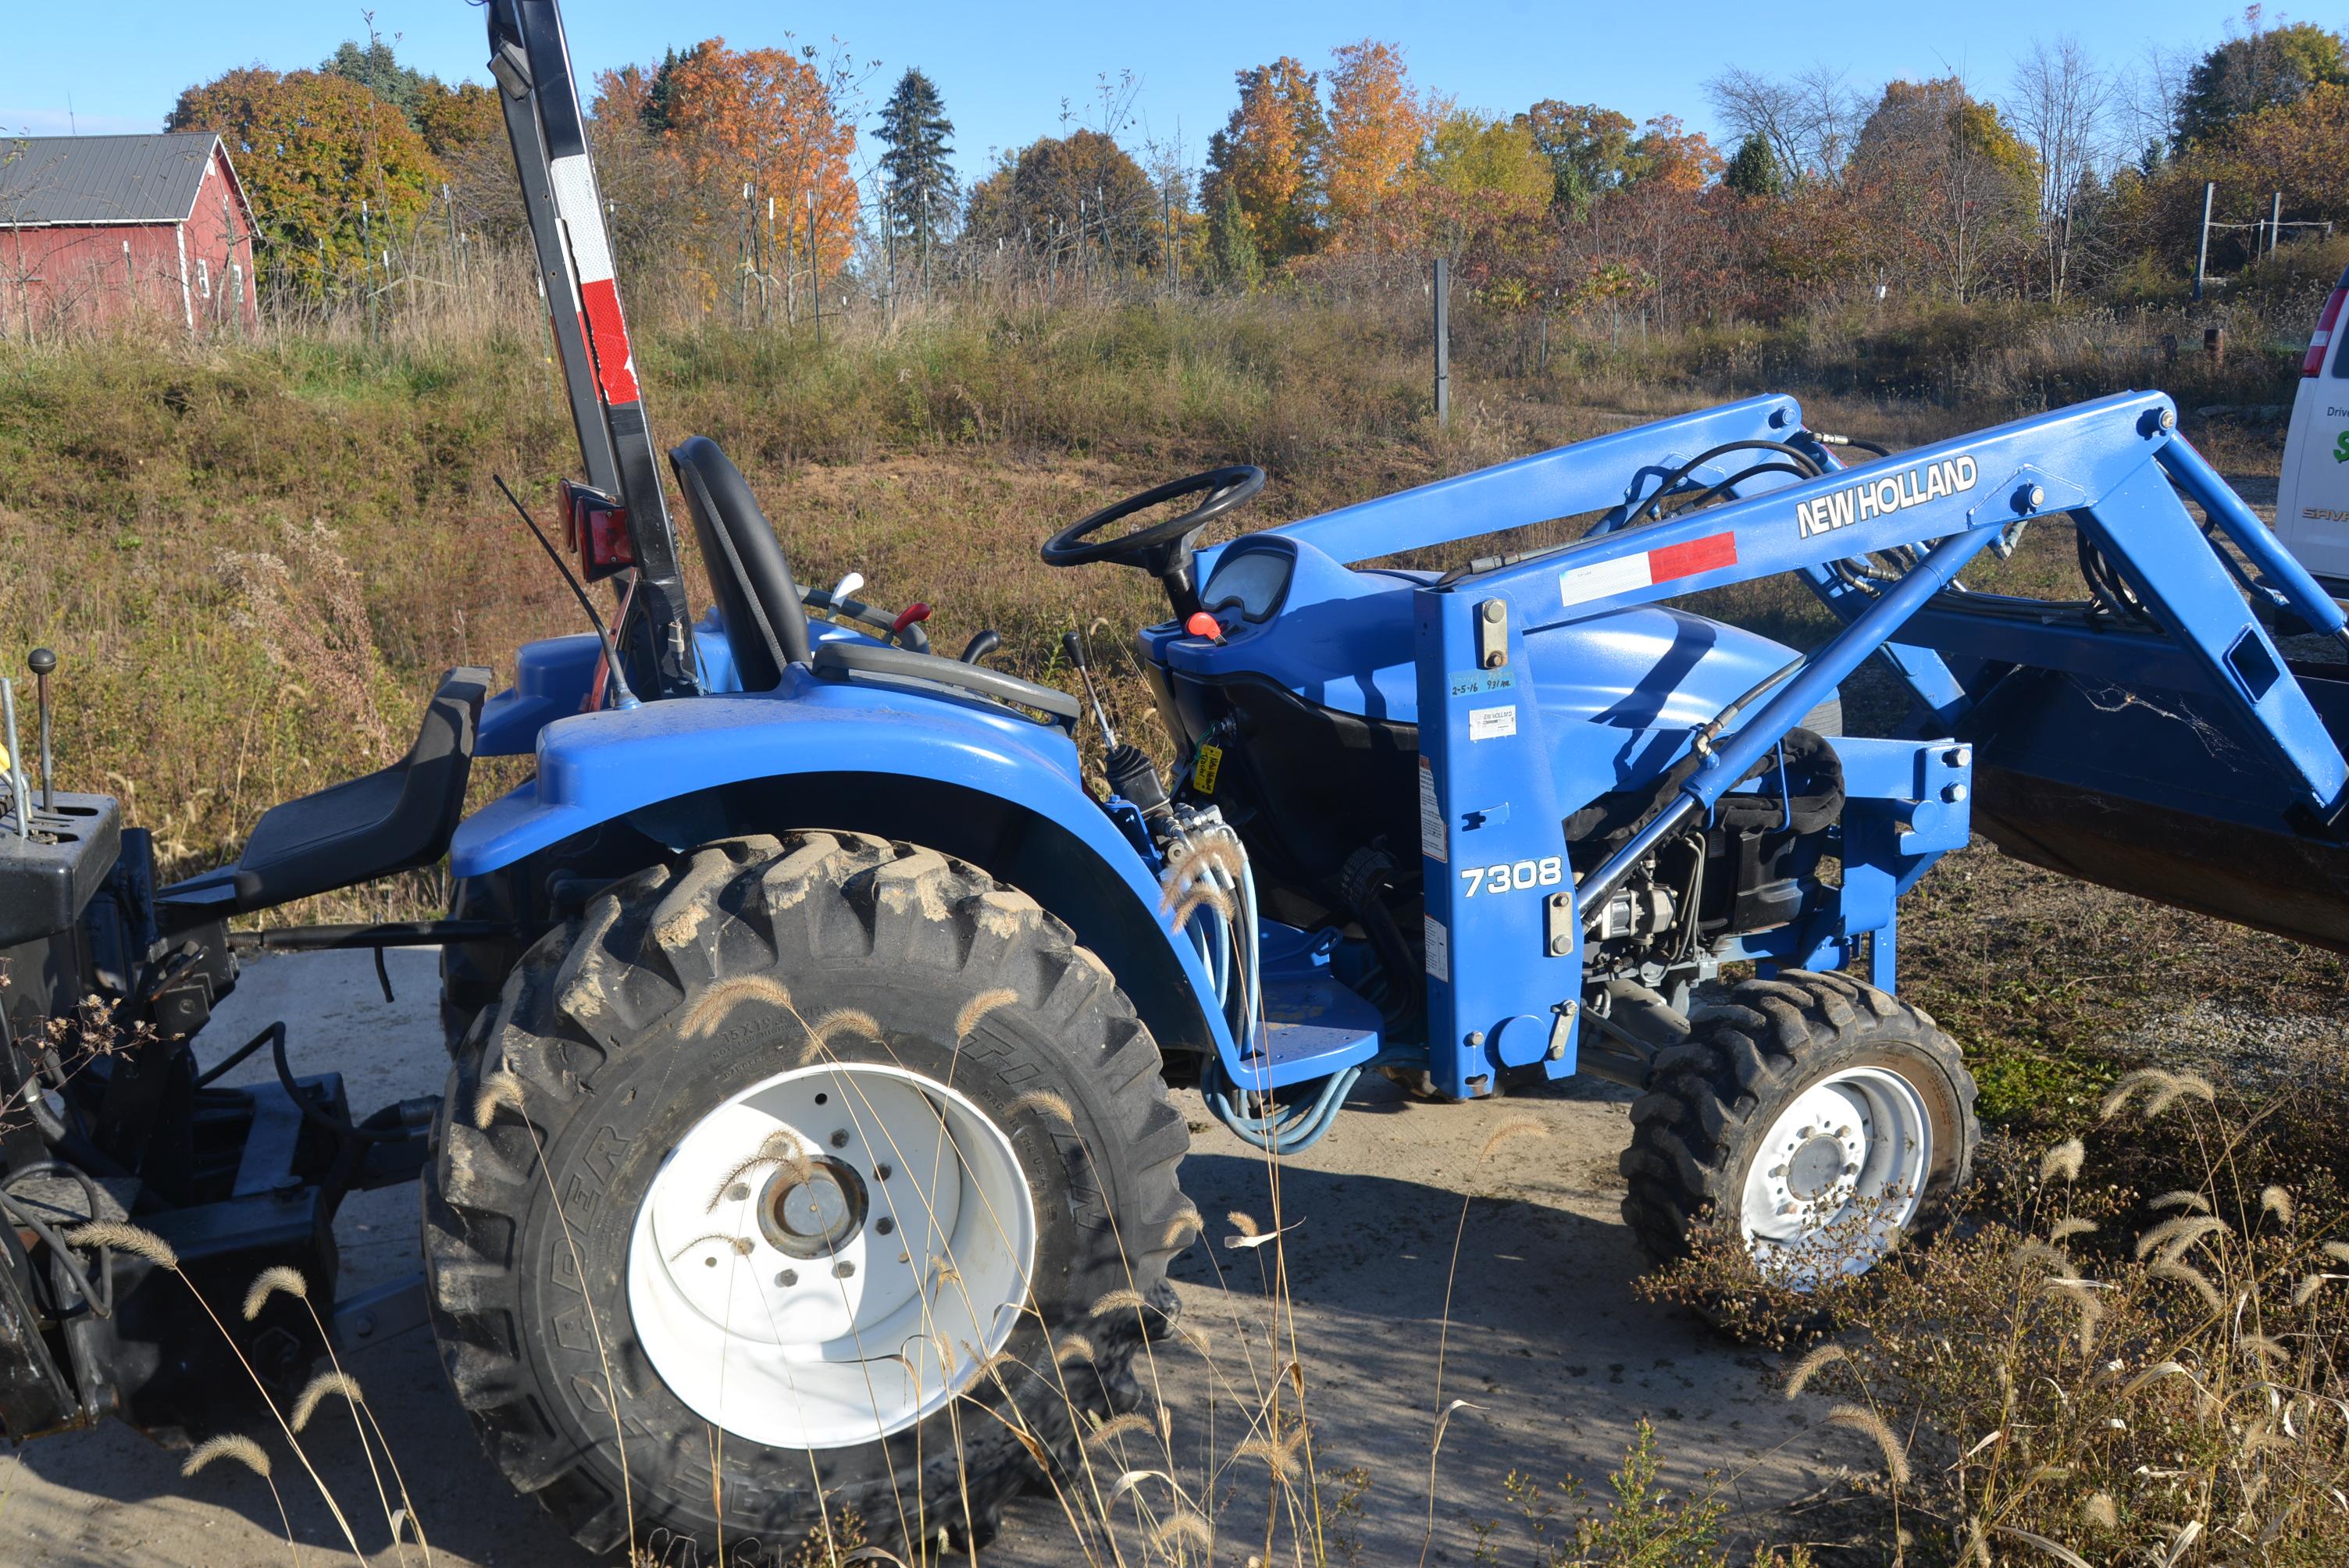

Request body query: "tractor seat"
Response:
[668, 435, 1081, 727]
[668, 436, 811, 691]
[158, 666, 493, 920]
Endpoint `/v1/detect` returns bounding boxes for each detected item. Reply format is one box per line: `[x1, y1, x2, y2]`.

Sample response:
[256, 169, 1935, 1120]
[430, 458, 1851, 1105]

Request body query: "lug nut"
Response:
[834, 1260, 856, 1279]
[829, 1130, 850, 1149]
[777, 1268, 798, 1287]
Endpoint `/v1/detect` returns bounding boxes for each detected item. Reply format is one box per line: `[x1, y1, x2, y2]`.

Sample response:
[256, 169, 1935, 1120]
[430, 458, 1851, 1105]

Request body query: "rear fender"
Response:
[451, 672, 1239, 1074]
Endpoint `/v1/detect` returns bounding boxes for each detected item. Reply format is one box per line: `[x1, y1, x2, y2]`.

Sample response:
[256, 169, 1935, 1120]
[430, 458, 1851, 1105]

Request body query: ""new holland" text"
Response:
[1796, 455, 1979, 539]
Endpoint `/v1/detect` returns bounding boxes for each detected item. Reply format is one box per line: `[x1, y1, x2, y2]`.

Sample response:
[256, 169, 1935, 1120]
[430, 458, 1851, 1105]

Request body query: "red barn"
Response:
[0, 133, 259, 336]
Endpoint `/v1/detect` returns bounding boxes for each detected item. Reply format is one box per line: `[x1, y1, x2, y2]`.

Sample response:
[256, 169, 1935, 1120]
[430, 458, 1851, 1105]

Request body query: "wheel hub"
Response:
[626, 1062, 1038, 1451]
[1784, 1134, 1850, 1201]
[761, 1156, 868, 1259]
[1739, 1065, 1933, 1283]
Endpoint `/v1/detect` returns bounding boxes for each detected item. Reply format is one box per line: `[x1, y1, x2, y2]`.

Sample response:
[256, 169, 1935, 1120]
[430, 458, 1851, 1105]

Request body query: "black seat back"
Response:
[668, 436, 811, 690]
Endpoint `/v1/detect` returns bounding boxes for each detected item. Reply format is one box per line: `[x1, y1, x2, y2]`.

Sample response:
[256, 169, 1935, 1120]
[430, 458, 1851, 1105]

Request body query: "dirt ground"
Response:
[2, 946, 1870, 1566]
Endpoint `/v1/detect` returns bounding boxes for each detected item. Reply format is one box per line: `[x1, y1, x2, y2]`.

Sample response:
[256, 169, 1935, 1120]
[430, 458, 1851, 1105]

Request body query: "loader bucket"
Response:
[1959, 660, 2349, 955]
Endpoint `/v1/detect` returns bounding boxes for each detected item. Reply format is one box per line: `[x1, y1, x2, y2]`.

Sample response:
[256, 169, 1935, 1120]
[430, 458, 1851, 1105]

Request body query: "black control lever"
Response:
[27, 649, 53, 812]
[1062, 631, 1118, 751]
[959, 629, 1002, 665]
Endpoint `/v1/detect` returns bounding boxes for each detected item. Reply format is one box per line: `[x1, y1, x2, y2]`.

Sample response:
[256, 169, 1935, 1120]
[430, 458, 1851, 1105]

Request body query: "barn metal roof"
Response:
[0, 133, 227, 226]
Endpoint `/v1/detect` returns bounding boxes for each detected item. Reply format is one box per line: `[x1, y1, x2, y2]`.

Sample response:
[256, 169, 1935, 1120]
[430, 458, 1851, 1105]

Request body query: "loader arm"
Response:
[1398, 389, 2349, 1096]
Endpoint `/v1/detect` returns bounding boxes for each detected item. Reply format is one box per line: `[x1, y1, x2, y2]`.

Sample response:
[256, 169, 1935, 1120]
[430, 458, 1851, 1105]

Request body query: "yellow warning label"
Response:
[1192, 743, 1223, 794]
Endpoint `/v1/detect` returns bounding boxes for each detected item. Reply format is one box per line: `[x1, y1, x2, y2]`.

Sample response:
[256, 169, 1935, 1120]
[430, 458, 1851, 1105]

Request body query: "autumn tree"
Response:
[316, 34, 501, 163]
[414, 82, 504, 161]
[1626, 116, 1722, 191]
[1522, 102, 1638, 216]
[964, 129, 1157, 268]
[875, 69, 957, 254]
[572, 69, 702, 277]
[2111, 80, 2349, 277]
[1323, 41, 1431, 237]
[1851, 78, 2039, 301]
[1204, 58, 1327, 260]
[2173, 15, 2347, 148]
[660, 38, 861, 283]
[1419, 112, 1552, 210]
[641, 43, 718, 134]
[590, 65, 655, 127]
[167, 66, 441, 292]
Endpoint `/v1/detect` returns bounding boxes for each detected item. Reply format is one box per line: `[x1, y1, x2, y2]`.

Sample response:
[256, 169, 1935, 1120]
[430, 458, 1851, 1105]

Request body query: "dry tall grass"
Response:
[0, 270, 2317, 908]
[1642, 1074, 2349, 1565]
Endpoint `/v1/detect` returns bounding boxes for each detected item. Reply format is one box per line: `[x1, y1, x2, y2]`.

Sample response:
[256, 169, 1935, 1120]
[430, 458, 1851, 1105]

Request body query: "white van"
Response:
[2277, 265, 2349, 592]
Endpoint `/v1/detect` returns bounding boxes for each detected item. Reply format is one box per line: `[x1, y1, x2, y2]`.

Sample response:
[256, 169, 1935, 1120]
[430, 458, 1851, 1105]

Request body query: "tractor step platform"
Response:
[1231, 924, 1385, 1092]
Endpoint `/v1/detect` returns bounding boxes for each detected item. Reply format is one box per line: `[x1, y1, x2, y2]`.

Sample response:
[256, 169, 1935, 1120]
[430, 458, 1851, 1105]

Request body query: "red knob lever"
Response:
[891, 602, 932, 636]
[1184, 611, 1224, 643]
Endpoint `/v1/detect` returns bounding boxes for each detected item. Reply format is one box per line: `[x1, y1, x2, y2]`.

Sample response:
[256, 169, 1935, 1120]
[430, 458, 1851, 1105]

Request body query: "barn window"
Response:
[196, 259, 211, 299]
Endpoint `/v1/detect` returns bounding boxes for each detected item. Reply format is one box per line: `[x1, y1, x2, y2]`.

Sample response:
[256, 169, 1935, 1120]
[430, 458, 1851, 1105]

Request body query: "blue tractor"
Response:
[5, 1, 2349, 1556]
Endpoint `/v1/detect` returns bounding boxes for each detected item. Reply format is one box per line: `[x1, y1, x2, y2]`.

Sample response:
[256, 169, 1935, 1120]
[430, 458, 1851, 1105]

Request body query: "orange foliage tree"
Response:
[661, 38, 860, 282]
[590, 65, 655, 128]
[1628, 116, 1723, 192]
[1205, 57, 1328, 260]
[963, 130, 1158, 265]
[414, 80, 504, 162]
[167, 66, 442, 293]
[1323, 41, 1432, 238]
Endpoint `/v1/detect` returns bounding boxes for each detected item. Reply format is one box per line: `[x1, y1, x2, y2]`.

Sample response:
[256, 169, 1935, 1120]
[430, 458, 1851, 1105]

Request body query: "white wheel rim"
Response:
[1738, 1065, 1932, 1284]
[627, 1062, 1038, 1450]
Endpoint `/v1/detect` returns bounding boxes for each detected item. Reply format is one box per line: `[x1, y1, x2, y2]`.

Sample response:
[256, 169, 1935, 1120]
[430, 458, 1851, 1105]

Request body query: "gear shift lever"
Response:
[27, 648, 54, 812]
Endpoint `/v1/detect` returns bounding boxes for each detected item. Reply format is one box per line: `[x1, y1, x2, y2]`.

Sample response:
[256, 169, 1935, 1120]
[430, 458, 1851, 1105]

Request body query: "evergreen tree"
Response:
[1723, 132, 1786, 198]
[1207, 184, 1262, 290]
[875, 69, 958, 251]
[320, 36, 434, 128]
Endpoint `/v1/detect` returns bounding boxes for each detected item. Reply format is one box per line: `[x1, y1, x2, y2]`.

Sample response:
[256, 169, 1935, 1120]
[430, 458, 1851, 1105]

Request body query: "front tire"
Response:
[1618, 969, 1977, 1283]
[423, 832, 1193, 1556]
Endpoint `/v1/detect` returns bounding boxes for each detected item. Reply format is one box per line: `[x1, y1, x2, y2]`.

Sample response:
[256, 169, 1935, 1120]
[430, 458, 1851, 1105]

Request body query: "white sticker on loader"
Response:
[1418, 756, 1446, 863]
[1469, 705, 1517, 742]
[1424, 914, 1449, 982]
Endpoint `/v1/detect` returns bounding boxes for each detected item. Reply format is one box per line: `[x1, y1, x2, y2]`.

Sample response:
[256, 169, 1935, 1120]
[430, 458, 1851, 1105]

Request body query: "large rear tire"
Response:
[1618, 969, 1977, 1283]
[422, 832, 1194, 1556]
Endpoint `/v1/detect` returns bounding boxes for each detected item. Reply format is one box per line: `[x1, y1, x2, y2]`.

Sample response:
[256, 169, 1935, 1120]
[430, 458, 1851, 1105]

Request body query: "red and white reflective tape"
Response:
[549, 153, 640, 405]
[1557, 530, 1738, 608]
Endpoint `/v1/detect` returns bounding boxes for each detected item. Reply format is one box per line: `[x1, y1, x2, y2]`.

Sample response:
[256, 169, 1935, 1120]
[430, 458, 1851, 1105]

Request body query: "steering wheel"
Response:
[1041, 465, 1266, 614]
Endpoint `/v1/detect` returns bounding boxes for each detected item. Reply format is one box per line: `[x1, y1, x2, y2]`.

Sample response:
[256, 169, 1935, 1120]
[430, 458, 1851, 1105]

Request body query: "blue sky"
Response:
[0, 2, 2271, 177]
